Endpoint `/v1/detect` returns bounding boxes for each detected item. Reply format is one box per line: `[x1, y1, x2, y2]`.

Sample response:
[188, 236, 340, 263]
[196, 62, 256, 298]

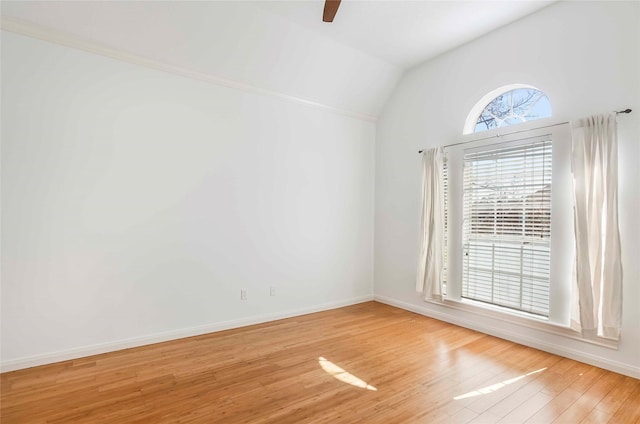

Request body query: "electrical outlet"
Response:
[241, 289, 247, 300]
[270, 286, 276, 296]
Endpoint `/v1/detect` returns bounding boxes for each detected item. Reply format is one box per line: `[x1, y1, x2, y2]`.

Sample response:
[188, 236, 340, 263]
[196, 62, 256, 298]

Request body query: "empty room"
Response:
[1, 0, 639, 423]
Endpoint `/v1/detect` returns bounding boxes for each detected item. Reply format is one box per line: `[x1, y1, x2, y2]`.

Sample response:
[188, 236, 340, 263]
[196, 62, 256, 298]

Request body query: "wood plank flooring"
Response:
[1, 302, 639, 423]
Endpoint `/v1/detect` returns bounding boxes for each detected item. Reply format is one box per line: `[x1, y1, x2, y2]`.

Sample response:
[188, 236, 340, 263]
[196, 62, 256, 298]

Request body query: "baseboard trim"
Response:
[1, 295, 374, 373]
[0, 16, 378, 123]
[374, 295, 640, 379]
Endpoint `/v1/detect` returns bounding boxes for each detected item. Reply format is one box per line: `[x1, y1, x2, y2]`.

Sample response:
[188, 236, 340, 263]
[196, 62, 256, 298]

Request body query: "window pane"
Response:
[462, 138, 552, 317]
[474, 89, 551, 133]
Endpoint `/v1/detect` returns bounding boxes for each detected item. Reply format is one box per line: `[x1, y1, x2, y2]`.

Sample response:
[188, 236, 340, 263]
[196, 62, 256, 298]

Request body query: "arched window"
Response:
[464, 84, 552, 134]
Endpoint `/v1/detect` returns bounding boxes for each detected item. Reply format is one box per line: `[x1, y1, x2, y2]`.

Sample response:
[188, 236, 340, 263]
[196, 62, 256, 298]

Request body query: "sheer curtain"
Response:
[416, 147, 445, 300]
[570, 113, 622, 340]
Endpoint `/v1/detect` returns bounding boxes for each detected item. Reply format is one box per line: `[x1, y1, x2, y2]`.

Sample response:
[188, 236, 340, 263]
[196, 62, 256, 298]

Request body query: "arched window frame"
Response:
[463, 84, 552, 134]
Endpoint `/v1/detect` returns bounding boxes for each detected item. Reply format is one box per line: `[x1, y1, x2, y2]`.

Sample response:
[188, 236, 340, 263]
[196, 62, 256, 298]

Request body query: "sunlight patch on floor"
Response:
[318, 357, 377, 391]
[453, 367, 546, 400]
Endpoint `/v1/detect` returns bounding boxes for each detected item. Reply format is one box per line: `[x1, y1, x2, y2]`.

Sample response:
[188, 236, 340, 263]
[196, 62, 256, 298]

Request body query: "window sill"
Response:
[424, 296, 619, 350]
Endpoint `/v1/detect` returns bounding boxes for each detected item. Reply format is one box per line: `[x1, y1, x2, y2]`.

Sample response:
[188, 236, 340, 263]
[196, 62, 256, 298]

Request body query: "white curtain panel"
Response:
[570, 113, 622, 340]
[416, 147, 445, 300]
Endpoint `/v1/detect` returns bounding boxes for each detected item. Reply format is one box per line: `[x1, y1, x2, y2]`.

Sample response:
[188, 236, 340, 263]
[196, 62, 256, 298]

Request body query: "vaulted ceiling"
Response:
[257, 0, 554, 68]
[1, 1, 554, 119]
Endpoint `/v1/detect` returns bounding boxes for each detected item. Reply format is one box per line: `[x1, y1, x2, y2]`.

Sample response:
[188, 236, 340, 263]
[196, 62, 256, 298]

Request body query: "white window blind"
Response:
[462, 137, 552, 317]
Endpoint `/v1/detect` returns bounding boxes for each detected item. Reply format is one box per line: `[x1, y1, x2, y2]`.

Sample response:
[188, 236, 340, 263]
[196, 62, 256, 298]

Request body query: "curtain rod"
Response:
[418, 108, 632, 154]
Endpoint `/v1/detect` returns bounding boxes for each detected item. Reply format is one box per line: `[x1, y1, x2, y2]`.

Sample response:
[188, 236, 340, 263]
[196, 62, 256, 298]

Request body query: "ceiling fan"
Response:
[323, 0, 341, 22]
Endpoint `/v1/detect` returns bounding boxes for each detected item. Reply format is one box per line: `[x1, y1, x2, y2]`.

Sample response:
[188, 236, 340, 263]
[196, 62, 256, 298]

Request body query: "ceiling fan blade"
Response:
[323, 0, 341, 22]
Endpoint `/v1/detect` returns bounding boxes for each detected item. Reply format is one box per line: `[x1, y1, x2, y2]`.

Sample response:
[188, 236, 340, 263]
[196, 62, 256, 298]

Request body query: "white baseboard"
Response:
[374, 295, 640, 379]
[1, 295, 374, 373]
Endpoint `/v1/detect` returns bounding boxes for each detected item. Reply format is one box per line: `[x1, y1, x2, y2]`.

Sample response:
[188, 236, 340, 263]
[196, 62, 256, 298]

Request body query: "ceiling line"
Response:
[0, 16, 378, 123]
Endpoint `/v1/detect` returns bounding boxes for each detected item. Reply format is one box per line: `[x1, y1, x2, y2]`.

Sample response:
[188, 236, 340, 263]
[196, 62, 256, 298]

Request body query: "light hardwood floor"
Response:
[1, 302, 639, 423]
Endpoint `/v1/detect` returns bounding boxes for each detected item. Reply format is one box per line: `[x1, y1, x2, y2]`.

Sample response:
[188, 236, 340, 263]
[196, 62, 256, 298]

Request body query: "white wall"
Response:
[375, 1, 640, 377]
[1, 31, 375, 368]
